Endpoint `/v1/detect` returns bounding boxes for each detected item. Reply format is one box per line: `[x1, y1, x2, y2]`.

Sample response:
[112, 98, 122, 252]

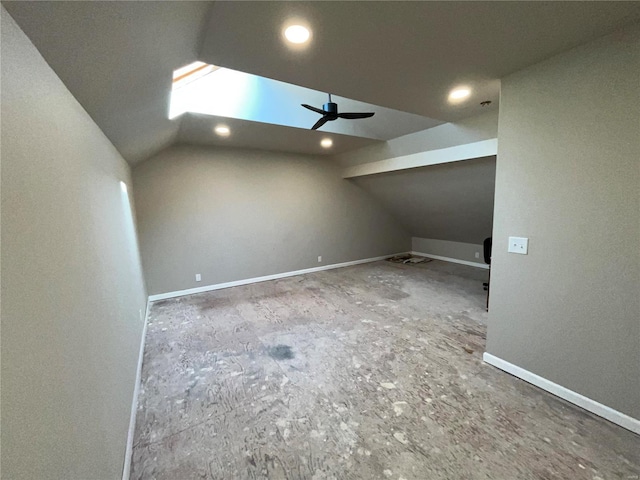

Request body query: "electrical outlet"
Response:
[475, 252, 480, 259]
[318, 256, 322, 263]
[195, 273, 202, 282]
[508, 236, 529, 255]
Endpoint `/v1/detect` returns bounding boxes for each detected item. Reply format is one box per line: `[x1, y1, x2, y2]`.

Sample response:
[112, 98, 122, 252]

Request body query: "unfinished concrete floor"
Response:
[131, 260, 640, 479]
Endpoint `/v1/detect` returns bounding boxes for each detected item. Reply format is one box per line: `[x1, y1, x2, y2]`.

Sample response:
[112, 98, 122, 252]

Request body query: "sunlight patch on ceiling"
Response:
[170, 63, 259, 120]
[168, 63, 443, 140]
[172, 61, 217, 90]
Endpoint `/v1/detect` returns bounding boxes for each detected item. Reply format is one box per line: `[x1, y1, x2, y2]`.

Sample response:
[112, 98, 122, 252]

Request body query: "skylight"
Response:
[167, 62, 439, 140]
[169, 61, 219, 118]
[172, 61, 216, 88]
[169, 62, 361, 132]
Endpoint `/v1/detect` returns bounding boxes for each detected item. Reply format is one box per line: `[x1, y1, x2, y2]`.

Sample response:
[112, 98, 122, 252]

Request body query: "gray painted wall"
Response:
[133, 145, 410, 295]
[333, 110, 498, 168]
[412, 238, 485, 266]
[1, 9, 148, 479]
[352, 157, 496, 245]
[331, 114, 497, 264]
[487, 25, 640, 419]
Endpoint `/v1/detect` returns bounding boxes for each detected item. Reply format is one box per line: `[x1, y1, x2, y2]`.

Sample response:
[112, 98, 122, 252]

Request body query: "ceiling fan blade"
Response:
[302, 104, 325, 115]
[338, 112, 375, 119]
[311, 116, 330, 130]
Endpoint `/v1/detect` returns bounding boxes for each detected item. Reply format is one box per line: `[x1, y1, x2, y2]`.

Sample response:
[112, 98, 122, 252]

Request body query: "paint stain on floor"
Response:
[267, 344, 295, 360]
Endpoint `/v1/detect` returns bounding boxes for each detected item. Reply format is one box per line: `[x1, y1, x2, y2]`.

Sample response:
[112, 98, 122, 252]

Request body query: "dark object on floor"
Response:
[403, 257, 429, 264]
[387, 254, 432, 265]
[268, 344, 295, 360]
[388, 254, 411, 263]
[463, 346, 474, 354]
[483, 237, 492, 310]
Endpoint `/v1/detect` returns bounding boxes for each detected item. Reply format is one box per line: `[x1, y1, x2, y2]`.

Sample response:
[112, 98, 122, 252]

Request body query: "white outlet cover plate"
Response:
[508, 236, 529, 255]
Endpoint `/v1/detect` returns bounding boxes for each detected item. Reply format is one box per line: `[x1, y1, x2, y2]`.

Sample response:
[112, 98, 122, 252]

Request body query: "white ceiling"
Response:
[4, 1, 640, 164]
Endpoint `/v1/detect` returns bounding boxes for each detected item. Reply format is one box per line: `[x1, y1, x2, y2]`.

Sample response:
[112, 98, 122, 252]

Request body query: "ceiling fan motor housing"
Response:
[301, 95, 374, 129]
[323, 102, 338, 118]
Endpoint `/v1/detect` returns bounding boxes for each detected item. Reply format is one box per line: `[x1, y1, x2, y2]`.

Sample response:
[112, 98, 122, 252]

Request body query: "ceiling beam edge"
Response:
[342, 139, 498, 179]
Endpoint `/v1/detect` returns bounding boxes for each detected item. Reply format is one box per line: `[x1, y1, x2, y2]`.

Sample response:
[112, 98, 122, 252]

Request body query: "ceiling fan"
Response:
[302, 94, 375, 130]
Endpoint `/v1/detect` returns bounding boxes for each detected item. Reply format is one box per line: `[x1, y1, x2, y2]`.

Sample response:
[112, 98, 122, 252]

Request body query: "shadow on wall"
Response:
[352, 156, 496, 244]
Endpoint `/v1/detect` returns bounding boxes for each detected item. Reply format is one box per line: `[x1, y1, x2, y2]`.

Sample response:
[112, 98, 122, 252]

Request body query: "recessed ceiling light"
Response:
[448, 87, 471, 102]
[214, 125, 230, 137]
[284, 25, 311, 45]
[320, 138, 333, 148]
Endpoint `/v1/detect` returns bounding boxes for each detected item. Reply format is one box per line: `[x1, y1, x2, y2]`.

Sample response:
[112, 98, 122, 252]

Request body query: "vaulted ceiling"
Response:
[3, 1, 210, 164]
[4, 1, 640, 165]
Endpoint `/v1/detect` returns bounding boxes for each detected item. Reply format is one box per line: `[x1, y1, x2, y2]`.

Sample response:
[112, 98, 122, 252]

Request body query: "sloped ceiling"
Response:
[352, 157, 496, 244]
[4, 1, 640, 165]
[4, 1, 638, 250]
[2, 1, 211, 165]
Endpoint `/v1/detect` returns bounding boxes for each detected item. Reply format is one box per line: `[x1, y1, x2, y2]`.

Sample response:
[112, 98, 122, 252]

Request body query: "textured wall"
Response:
[487, 25, 640, 419]
[133, 145, 410, 295]
[1, 9, 148, 479]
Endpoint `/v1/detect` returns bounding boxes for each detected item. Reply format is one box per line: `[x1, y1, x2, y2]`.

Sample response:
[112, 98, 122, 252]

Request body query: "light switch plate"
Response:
[508, 236, 529, 255]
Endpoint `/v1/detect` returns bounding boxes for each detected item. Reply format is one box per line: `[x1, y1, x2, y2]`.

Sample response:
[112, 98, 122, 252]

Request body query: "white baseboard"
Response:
[148, 253, 407, 302]
[411, 251, 489, 269]
[122, 299, 150, 480]
[483, 352, 640, 435]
